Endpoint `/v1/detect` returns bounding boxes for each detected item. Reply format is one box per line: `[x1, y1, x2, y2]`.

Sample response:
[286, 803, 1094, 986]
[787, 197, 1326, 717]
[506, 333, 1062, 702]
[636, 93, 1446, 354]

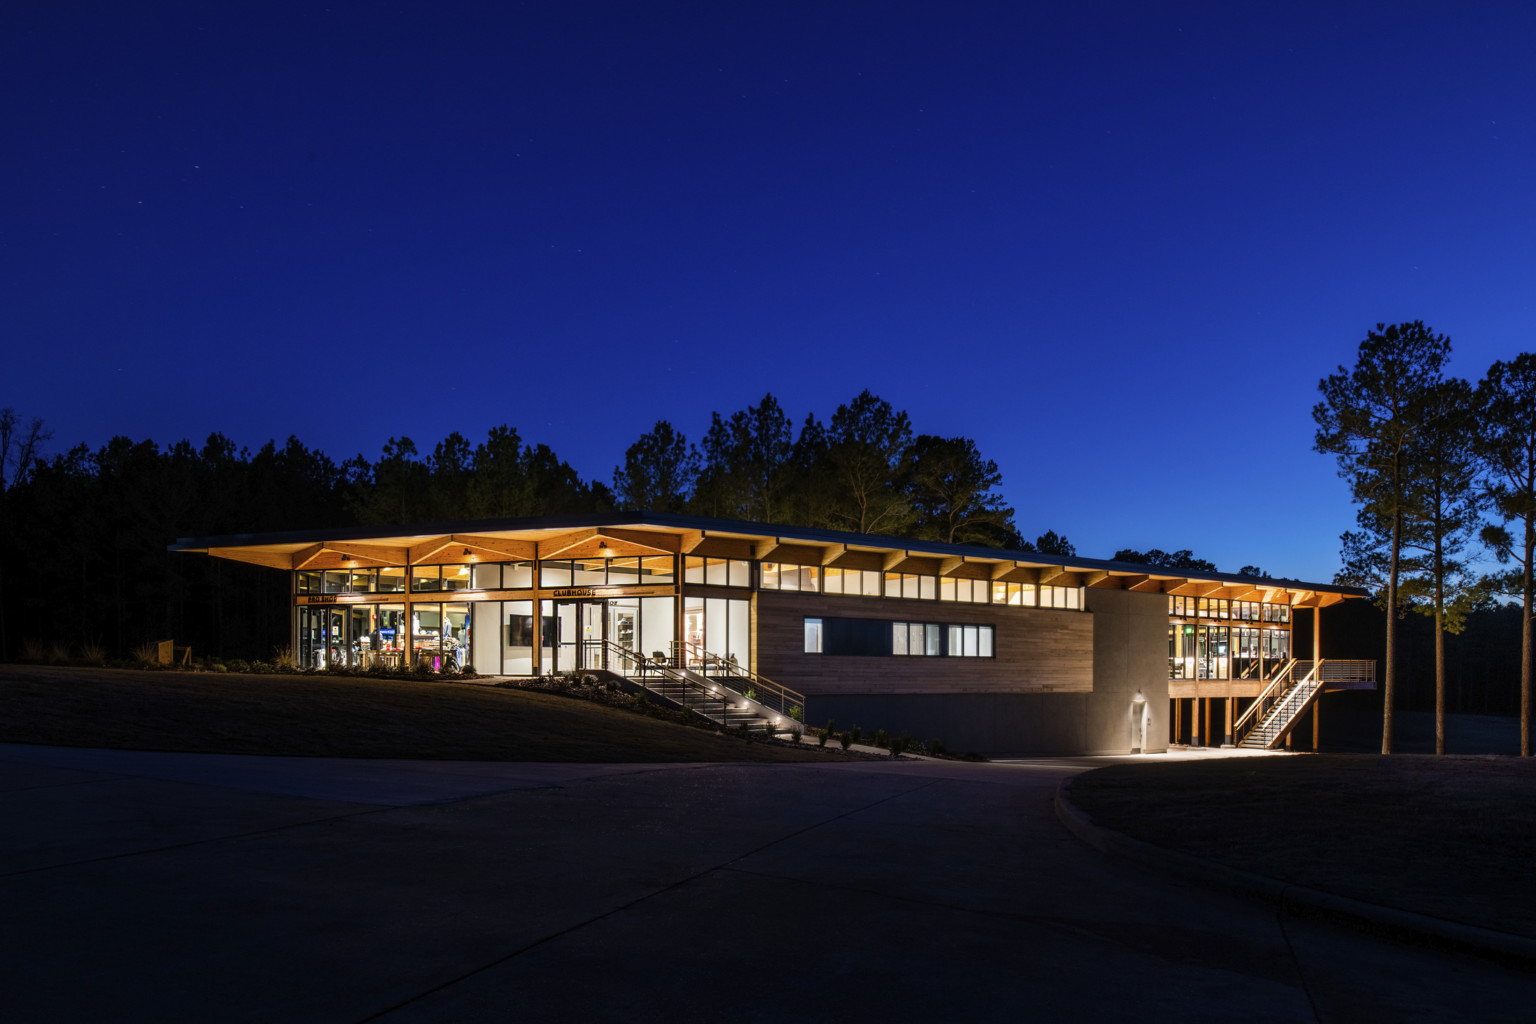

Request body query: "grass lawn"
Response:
[1070, 755, 1536, 939]
[0, 665, 844, 764]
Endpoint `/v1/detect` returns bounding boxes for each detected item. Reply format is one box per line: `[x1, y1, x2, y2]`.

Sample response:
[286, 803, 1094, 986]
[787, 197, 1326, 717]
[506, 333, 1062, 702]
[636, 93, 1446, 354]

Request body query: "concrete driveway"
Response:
[0, 743, 1529, 1022]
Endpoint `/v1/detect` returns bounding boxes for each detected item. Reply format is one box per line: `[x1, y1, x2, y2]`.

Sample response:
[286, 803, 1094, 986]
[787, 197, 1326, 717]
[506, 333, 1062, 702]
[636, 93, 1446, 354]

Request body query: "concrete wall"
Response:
[798, 588, 1169, 756]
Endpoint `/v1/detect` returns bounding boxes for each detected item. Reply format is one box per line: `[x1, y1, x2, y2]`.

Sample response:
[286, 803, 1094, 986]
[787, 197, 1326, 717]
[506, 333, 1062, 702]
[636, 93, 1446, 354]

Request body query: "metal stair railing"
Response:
[578, 639, 783, 734]
[670, 640, 806, 719]
[1240, 660, 1325, 749]
[1232, 658, 1296, 743]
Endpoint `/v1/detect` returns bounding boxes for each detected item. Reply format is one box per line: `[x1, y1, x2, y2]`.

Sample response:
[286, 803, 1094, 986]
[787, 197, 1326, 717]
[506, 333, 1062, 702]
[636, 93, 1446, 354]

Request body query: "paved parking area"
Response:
[1, 743, 1530, 1022]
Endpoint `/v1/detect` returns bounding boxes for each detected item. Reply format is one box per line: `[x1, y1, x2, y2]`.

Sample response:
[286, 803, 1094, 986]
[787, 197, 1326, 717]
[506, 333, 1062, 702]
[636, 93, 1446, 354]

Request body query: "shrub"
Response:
[889, 733, 911, 758]
[790, 725, 803, 743]
[849, 725, 862, 744]
[249, 660, 272, 673]
[788, 703, 803, 722]
[21, 639, 46, 663]
[873, 728, 889, 750]
[226, 659, 250, 673]
[131, 641, 160, 667]
[838, 732, 852, 751]
[78, 641, 107, 666]
[271, 646, 299, 672]
[47, 643, 71, 665]
[211, 663, 228, 673]
[744, 687, 757, 701]
[928, 738, 948, 757]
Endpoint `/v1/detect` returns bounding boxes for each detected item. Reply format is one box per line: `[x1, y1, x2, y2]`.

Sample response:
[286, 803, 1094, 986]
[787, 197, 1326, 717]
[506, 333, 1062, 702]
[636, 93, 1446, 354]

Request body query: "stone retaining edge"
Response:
[1053, 777, 1536, 970]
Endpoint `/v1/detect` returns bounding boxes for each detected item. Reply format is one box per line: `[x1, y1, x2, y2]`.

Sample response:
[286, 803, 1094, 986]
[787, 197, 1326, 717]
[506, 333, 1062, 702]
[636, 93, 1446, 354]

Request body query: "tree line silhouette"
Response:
[0, 391, 1072, 661]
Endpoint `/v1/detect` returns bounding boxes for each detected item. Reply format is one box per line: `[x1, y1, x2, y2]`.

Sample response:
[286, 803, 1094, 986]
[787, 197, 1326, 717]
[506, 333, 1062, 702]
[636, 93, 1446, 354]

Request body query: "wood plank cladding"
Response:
[755, 590, 1093, 697]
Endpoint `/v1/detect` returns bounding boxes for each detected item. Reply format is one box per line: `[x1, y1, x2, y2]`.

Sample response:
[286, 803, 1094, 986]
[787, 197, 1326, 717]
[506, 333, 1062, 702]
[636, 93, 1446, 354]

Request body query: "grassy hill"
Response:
[0, 665, 844, 763]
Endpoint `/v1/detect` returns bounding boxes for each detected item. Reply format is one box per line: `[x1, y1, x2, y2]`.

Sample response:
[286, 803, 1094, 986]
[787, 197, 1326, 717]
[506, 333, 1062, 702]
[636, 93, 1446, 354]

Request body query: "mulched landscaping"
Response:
[1069, 754, 1536, 939]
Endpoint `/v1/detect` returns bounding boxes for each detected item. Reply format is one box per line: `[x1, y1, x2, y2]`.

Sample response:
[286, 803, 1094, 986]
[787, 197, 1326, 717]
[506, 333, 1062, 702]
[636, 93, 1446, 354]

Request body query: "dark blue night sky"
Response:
[5, 2, 1534, 581]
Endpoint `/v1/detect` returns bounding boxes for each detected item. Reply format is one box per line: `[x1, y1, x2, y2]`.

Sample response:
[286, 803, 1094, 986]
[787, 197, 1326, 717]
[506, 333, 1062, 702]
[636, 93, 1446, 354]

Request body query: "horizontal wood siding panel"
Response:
[755, 591, 1093, 696]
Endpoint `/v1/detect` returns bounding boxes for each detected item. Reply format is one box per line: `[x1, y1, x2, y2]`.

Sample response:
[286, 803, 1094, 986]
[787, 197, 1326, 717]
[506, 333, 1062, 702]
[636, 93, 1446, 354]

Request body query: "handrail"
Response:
[1232, 658, 1295, 735]
[670, 640, 805, 717]
[1240, 659, 1325, 748]
[577, 638, 740, 719]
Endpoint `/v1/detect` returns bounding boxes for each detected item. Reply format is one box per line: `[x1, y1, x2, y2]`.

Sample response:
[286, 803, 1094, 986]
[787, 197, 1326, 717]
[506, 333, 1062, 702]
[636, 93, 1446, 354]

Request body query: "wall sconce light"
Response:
[462, 548, 473, 557]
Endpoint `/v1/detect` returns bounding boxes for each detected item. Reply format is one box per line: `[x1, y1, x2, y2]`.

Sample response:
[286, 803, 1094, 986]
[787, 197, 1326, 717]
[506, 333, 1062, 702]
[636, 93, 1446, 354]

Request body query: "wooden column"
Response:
[1313, 698, 1321, 750]
[404, 560, 414, 670]
[1223, 697, 1234, 747]
[530, 556, 541, 674]
[1314, 605, 1322, 663]
[1191, 698, 1201, 746]
[1204, 696, 1213, 747]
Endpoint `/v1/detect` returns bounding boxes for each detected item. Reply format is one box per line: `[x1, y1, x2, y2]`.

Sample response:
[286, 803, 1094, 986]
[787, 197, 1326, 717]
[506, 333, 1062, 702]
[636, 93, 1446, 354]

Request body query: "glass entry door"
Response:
[554, 601, 606, 671]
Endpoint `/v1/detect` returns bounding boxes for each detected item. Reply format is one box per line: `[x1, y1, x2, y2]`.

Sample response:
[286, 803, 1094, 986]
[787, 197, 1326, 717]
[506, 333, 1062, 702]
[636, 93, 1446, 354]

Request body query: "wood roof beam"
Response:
[292, 543, 327, 570]
[407, 536, 455, 565]
[451, 535, 537, 561]
[327, 542, 408, 566]
[938, 556, 966, 577]
[989, 561, 1019, 581]
[882, 549, 912, 573]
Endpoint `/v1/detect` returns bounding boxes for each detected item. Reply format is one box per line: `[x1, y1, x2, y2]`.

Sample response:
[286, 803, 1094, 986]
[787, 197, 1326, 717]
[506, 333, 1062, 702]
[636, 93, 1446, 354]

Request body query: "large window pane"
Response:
[442, 565, 470, 591]
[540, 560, 572, 587]
[640, 597, 673, 661]
[727, 598, 750, 668]
[470, 563, 501, 589]
[504, 561, 534, 588]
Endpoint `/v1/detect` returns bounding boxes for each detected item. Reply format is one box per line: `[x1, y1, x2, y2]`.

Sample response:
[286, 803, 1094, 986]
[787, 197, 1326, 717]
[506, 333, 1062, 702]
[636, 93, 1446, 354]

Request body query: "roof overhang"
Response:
[171, 511, 1369, 605]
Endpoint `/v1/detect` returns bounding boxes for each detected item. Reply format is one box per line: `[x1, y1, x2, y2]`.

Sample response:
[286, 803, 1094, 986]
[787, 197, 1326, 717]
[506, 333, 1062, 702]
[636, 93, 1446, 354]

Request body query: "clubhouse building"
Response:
[172, 512, 1373, 755]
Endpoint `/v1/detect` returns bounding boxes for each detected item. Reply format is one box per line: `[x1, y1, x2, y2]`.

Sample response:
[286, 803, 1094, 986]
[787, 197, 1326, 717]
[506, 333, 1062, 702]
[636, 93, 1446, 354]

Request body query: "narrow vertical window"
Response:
[804, 617, 823, 654]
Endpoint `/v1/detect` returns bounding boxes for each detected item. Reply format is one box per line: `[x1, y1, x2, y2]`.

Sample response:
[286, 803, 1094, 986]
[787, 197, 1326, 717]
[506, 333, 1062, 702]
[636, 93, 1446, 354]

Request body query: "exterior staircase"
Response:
[1235, 659, 1376, 749]
[577, 639, 805, 737]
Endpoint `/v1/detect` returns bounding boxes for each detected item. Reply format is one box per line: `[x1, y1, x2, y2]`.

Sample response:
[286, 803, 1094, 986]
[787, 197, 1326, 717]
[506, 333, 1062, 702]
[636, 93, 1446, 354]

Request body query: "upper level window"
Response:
[823, 567, 881, 595]
[804, 617, 823, 653]
[1039, 585, 1082, 610]
[885, 573, 936, 600]
[992, 581, 1036, 607]
[761, 562, 820, 591]
[685, 557, 749, 587]
[940, 578, 989, 603]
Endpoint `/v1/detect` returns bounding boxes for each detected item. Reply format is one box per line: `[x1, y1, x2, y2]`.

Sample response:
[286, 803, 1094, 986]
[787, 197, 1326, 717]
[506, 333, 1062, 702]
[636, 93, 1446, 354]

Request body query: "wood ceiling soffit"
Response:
[1037, 566, 1077, 587]
[938, 555, 966, 576]
[1121, 574, 1156, 592]
[1163, 580, 1200, 596]
[291, 543, 327, 570]
[451, 535, 537, 561]
[678, 530, 707, 554]
[211, 547, 295, 570]
[819, 544, 848, 566]
[536, 528, 600, 559]
[989, 561, 1020, 581]
[833, 549, 885, 572]
[685, 536, 754, 560]
[1083, 570, 1113, 588]
[328, 542, 409, 565]
[752, 538, 782, 561]
[407, 536, 455, 565]
[881, 550, 911, 572]
[765, 543, 823, 566]
[903, 555, 942, 575]
[596, 528, 681, 554]
[997, 565, 1041, 584]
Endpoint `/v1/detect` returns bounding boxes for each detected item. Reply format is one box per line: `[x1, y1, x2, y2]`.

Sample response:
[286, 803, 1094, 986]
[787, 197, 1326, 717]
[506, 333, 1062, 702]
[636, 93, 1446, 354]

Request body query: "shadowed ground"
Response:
[2, 744, 1533, 1023]
[1070, 754, 1536, 939]
[0, 665, 840, 763]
